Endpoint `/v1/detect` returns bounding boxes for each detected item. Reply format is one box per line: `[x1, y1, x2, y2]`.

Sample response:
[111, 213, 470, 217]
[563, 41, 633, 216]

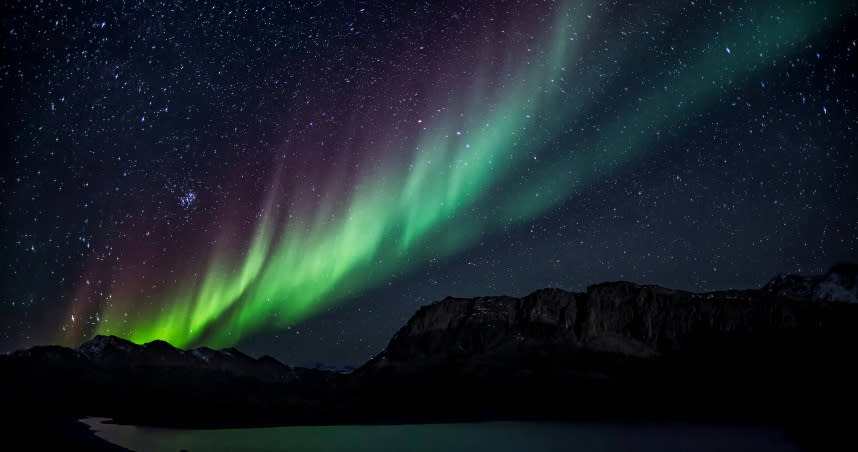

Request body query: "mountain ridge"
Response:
[2, 265, 857, 450]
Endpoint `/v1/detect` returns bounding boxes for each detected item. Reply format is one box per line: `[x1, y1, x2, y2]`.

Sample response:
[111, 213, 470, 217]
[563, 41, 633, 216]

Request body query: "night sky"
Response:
[1, 0, 856, 366]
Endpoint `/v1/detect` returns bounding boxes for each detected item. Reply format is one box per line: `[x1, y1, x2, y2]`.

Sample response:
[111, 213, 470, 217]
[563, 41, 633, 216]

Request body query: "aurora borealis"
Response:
[2, 0, 857, 363]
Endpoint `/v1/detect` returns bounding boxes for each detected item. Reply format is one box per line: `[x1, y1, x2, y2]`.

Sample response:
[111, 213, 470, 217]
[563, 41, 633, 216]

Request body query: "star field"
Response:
[1, 0, 856, 366]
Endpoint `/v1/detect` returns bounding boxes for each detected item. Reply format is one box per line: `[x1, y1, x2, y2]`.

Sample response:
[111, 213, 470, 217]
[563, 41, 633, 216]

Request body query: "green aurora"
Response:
[92, 0, 849, 347]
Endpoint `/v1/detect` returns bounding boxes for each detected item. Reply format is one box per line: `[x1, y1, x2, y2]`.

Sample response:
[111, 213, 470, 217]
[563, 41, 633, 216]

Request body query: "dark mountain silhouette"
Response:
[3, 264, 857, 450]
[762, 263, 858, 303]
[73, 334, 333, 383]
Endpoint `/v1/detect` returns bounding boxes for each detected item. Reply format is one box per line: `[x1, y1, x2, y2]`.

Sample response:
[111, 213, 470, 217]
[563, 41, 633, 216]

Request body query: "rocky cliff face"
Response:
[361, 278, 852, 377]
[343, 270, 858, 438]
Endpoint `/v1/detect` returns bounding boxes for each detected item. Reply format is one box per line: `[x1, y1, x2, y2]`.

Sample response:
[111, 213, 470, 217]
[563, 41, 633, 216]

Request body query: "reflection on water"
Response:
[81, 417, 800, 452]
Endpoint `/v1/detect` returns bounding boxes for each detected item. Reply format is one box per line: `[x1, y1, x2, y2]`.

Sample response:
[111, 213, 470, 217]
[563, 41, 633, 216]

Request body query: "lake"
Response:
[81, 417, 800, 452]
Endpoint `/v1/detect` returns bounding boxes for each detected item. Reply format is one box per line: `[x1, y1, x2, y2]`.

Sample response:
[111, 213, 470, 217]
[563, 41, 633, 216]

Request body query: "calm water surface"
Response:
[81, 417, 800, 452]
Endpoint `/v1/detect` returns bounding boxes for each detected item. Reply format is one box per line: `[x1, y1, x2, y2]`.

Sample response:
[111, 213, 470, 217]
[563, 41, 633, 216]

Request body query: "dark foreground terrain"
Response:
[3, 264, 857, 451]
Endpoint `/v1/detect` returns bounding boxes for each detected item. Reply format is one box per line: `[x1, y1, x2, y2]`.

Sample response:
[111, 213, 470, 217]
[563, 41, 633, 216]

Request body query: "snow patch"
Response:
[191, 349, 210, 362]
